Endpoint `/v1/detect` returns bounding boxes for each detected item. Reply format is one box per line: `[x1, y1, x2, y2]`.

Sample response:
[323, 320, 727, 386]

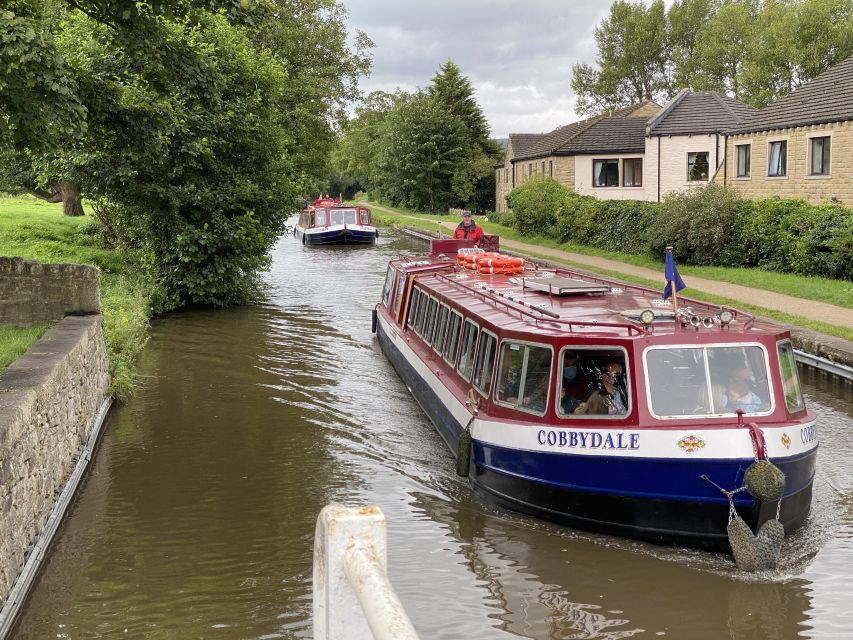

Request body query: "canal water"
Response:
[11, 227, 853, 639]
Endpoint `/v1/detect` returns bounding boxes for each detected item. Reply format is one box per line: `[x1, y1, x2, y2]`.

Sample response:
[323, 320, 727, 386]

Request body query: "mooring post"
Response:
[313, 504, 419, 640]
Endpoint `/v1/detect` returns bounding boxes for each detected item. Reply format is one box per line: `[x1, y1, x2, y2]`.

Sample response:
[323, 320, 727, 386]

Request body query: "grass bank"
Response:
[0, 196, 153, 399]
[367, 202, 853, 342]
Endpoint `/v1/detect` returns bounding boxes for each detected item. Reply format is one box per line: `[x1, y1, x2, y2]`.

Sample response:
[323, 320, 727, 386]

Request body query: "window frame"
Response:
[622, 158, 643, 187]
[687, 151, 710, 182]
[808, 135, 831, 176]
[768, 140, 788, 177]
[456, 319, 481, 382]
[642, 342, 774, 420]
[419, 295, 439, 343]
[381, 267, 396, 309]
[592, 159, 619, 187]
[776, 339, 805, 413]
[472, 330, 499, 398]
[735, 143, 751, 178]
[494, 339, 554, 416]
[556, 345, 631, 419]
[431, 303, 451, 353]
[442, 309, 464, 366]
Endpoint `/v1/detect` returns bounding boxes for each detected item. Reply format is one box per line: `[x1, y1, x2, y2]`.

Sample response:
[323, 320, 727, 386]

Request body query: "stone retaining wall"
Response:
[0, 315, 110, 607]
[0, 257, 101, 327]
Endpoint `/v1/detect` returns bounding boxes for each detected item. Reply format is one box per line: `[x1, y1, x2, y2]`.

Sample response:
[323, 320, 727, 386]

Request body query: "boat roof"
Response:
[391, 253, 784, 340]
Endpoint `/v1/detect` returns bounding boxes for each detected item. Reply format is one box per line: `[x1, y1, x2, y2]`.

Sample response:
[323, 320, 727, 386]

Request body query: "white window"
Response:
[736, 144, 750, 178]
[768, 140, 787, 177]
[687, 152, 709, 181]
[809, 136, 831, 175]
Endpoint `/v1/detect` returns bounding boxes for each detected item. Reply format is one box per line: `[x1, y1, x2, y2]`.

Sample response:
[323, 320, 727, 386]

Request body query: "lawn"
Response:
[0, 196, 152, 398]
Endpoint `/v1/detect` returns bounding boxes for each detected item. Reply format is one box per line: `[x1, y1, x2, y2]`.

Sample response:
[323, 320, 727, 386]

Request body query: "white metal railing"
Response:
[313, 504, 419, 640]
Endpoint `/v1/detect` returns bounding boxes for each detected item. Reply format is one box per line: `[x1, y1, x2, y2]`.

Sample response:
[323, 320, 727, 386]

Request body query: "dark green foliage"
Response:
[336, 61, 502, 213]
[650, 184, 743, 265]
[505, 176, 570, 236]
[1, 1, 371, 309]
[506, 181, 851, 281]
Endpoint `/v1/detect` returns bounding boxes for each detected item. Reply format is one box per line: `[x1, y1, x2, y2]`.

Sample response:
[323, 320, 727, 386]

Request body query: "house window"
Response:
[528, 163, 532, 177]
[505, 168, 508, 183]
[541, 161, 545, 174]
[768, 140, 787, 176]
[593, 159, 619, 187]
[549, 161, 553, 177]
[623, 159, 642, 187]
[687, 152, 709, 181]
[735, 144, 751, 177]
[809, 136, 831, 175]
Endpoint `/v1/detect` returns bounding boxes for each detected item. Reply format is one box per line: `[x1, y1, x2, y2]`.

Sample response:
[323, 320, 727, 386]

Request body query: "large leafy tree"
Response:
[377, 91, 466, 212]
[1, 0, 371, 307]
[571, 0, 669, 115]
[429, 60, 502, 211]
[572, 0, 853, 111]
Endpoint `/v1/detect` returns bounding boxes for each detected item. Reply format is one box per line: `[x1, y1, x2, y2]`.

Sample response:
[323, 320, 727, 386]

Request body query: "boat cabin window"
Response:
[644, 345, 772, 418]
[414, 290, 430, 335]
[407, 289, 422, 329]
[443, 310, 463, 365]
[382, 267, 396, 309]
[432, 304, 450, 352]
[360, 210, 371, 225]
[394, 273, 408, 319]
[329, 209, 358, 225]
[496, 342, 552, 415]
[557, 348, 629, 417]
[315, 210, 326, 226]
[457, 320, 479, 381]
[473, 331, 498, 397]
[421, 296, 439, 343]
[777, 340, 804, 412]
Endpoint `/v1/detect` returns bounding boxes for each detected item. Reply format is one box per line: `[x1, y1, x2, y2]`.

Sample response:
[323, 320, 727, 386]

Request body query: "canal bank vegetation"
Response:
[1, 0, 370, 310]
[0, 196, 154, 399]
[367, 202, 853, 343]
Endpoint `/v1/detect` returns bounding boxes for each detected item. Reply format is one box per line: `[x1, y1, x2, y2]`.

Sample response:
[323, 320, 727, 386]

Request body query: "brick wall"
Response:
[718, 121, 853, 205]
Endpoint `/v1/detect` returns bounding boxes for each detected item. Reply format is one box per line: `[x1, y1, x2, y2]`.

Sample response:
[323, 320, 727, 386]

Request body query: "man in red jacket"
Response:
[454, 210, 484, 245]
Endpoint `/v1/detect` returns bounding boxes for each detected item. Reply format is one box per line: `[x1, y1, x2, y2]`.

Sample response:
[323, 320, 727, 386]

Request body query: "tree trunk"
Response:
[57, 181, 85, 216]
[30, 181, 85, 216]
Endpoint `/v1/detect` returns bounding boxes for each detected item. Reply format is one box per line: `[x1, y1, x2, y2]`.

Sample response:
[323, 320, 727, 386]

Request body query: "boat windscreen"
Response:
[645, 345, 771, 417]
[329, 209, 357, 225]
[315, 210, 327, 226]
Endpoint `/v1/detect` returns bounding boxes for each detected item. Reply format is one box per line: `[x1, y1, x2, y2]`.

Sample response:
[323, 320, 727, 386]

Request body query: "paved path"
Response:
[367, 204, 853, 331]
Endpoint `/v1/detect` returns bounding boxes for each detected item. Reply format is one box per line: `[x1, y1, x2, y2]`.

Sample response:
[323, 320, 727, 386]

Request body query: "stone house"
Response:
[716, 55, 853, 205]
[494, 102, 660, 212]
[647, 90, 755, 202]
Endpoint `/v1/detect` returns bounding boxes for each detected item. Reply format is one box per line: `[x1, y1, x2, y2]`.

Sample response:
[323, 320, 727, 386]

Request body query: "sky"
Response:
[342, 0, 613, 139]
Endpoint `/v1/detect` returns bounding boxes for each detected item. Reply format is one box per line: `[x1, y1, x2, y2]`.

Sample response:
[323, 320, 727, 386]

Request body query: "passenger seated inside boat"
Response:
[575, 360, 627, 415]
[722, 367, 769, 413]
[560, 354, 590, 414]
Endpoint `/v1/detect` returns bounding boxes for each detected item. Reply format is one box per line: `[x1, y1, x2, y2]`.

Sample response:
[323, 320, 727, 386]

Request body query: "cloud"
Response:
[343, 0, 610, 137]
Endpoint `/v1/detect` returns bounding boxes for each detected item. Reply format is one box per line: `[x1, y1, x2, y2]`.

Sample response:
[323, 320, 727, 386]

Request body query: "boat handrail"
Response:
[547, 266, 757, 326]
[313, 505, 419, 640]
[432, 273, 649, 336]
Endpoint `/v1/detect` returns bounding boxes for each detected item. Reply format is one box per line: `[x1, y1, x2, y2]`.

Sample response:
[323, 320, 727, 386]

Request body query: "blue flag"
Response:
[663, 251, 686, 300]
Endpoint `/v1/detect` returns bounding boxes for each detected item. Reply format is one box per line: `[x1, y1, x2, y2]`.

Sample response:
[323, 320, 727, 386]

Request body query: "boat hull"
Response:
[296, 225, 377, 246]
[376, 316, 816, 550]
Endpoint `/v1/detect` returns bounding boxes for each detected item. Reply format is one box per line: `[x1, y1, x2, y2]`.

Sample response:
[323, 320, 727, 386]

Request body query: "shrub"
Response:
[505, 176, 572, 236]
[649, 184, 744, 265]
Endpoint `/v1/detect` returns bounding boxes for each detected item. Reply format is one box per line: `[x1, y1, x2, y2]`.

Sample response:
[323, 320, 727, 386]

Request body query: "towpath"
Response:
[366, 204, 853, 332]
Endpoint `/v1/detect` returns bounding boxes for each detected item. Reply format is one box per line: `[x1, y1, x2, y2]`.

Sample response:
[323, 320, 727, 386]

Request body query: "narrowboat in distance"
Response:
[295, 197, 378, 246]
[373, 239, 817, 550]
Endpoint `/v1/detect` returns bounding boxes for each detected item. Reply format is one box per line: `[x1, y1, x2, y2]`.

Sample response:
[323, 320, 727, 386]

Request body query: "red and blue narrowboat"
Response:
[295, 197, 377, 246]
[373, 239, 817, 550]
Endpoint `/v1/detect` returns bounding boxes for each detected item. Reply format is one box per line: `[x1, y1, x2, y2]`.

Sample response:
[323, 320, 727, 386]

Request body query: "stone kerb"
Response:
[0, 315, 110, 609]
[0, 257, 101, 327]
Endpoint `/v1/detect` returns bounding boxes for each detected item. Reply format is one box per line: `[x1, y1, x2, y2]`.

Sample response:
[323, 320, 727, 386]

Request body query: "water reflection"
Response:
[10, 228, 853, 639]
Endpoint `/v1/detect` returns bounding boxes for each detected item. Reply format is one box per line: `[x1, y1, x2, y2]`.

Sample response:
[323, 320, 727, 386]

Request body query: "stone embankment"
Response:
[0, 258, 110, 614]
